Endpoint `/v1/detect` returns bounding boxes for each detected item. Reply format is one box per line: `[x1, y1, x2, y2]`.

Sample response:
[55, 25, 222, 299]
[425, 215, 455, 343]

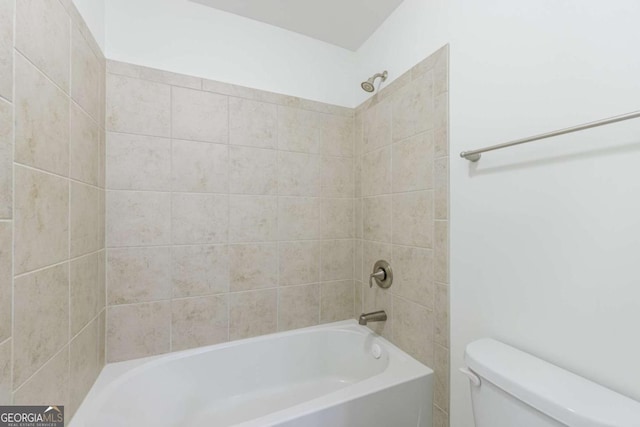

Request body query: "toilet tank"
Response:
[464, 339, 640, 427]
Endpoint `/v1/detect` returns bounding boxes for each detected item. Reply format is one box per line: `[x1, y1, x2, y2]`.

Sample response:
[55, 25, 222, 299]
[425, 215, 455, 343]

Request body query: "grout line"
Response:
[14, 162, 103, 191]
[275, 104, 280, 332]
[12, 342, 69, 396]
[104, 238, 356, 251]
[13, 48, 69, 97]
[105, 129, 355, 160]
[168, 85, 174, 352]
[67, 7, 73, 402]
[10, 0, 16, 401]
[13, 247, 104, 280]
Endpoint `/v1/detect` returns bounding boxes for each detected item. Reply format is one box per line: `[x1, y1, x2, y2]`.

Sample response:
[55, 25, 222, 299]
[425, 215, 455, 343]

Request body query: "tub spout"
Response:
[358, 310, 387, 325]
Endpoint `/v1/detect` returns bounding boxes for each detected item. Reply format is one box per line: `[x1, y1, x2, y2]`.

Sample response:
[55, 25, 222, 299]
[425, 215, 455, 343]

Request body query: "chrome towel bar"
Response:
[460, 110, 640, 162]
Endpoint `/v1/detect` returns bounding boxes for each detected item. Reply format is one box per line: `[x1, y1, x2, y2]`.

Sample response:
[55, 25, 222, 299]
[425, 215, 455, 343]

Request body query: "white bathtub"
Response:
[70, 320, 433, 427]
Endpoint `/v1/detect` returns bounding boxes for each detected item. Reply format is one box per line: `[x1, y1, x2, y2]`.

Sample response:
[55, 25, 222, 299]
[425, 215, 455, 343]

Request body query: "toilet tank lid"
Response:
[465, 339, 640, 427]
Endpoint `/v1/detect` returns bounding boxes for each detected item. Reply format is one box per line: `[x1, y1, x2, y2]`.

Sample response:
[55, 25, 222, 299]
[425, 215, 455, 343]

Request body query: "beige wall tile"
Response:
[106, 190, 171, 247]
[97, 310, 105, 368]
[392, 132, 434, 192]
[172, 87, 228, 143]
[392, 297, 434, 367]
[0, 339, 10, 404]
[107, 301, 170, 362]
[228, 195, 277, 242]
[70, 103, 100, 186]
[278, 106, 321, 154]
[434, 343, 450, 412]
[0, 0, 12, 101]
[0, 99, 11, 218]
[70, 252, 103, 336]
[321, 114, 353, 157]
[392, 71, 434, 141]
[278, 284, 320, 331]
[107, 60, 201, 89]
[98, 130, 106, 188]
[15, 53, 69, 176]
[172, 139, 228, 193]
[361, 146, 391, 197]
[434, 284, 449, 349]
[0, 223, 10, 342]
[278, 197, 320, 240]
[434, 88, 448, 128]
[229, 146, 277, 195]
[433, 405, 449, 427]
[410, 50, 438, 80]
[15, 0, 70, 91]
[106, 132, 171, 191]
[71, 26, 101, 121]
[70, 182, 102, 257]
[392, 245, 434, 308]
[229, 243, 277, 292]
[70, 318, 99, 413]
[278, 151, 321, 196]
[435, 221, 449, 284]
[320, 280, 354, 323]
[354, 157, 362, 199]
[106, 74, 170, 136]
[322, 156, 353, 197]
[172, 245, 229, 298]
[354, 111, 363, 158]
[229, 290, 277, 340]
[363, 100, 391, 153]
[229, 98, 277, 149]
[14, 166, 69, 274]
[14, 348, 69, 409]
[203, 78, 275, 102]
[363, 196, 392, 243]
[354, 240, 363, 284]
[320, 240, 353, 281]
[321, 198, 354, 239]
[107, 247, 171, 305]
[13, 263, 69, 387]
[171, 295, 228, 351]
[435, 157, 449, 220]
[354, 198, 363, 238]
[392, 191, 433, 248]
[278, 241, 320, 286]
[353, 281, 363, 318]
[171, 193, 228, 245]
[434, 122, 449, 159]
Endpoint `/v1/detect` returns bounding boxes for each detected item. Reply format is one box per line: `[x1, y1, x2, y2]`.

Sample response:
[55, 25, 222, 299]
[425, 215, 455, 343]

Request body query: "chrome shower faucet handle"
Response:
[369, 260, 393, 289]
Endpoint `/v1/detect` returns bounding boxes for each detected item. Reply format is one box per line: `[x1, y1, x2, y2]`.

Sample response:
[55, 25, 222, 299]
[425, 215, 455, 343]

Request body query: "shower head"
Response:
[361, 71, 388, 93]
[361, 80, 375, 93]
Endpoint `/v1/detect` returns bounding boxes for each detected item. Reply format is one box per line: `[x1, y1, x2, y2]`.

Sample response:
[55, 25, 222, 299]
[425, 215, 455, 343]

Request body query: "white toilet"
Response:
[463, 339, 640, 426]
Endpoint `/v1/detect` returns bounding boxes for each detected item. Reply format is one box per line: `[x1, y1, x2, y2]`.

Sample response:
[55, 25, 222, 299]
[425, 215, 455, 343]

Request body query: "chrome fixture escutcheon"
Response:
[369, 260, 393, 289]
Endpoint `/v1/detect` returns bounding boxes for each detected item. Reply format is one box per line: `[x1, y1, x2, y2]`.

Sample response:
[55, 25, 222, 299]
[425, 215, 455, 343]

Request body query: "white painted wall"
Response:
[104, 0, 358, 106]
[355, 0, 640, 426]
[449, 1, 640, 425]
[72, 0, 105, 50]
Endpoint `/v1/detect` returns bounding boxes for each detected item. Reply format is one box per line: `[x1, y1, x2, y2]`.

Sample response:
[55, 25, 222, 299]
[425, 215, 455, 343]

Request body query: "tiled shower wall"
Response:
[354, 46, 450, 426]
[0, 0, 106, 417]
[104, 62, 357, 361]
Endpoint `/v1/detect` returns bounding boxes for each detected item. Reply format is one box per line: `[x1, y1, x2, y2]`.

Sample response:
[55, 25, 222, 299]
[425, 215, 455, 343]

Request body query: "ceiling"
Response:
[190, 0, 405, 51]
